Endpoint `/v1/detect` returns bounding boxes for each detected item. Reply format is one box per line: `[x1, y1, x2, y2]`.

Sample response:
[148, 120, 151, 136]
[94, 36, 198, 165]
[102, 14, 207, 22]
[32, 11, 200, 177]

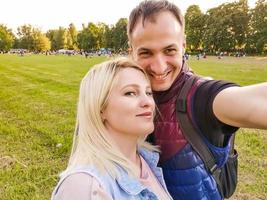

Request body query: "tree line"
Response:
[0, 18, 128, 53]
[185, 0, 267, 54]
[0, 0, 266, 54]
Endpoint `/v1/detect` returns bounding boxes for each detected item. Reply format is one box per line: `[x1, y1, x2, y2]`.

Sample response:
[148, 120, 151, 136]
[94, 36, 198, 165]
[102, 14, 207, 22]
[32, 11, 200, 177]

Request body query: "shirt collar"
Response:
[115, 148, 160, 195]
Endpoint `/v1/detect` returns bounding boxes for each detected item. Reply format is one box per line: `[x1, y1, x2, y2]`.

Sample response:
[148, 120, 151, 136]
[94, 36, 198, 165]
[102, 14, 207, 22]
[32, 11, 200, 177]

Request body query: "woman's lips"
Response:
[136, 112, 153, 118]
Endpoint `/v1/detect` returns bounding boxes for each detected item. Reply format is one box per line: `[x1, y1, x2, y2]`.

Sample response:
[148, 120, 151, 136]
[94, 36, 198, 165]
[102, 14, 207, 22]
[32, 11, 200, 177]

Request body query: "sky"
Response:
[0, 0, 257, 32]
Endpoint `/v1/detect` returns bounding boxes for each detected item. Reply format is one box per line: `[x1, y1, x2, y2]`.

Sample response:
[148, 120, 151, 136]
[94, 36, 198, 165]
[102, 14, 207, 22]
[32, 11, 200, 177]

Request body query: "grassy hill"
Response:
[0, 54, 266, 199]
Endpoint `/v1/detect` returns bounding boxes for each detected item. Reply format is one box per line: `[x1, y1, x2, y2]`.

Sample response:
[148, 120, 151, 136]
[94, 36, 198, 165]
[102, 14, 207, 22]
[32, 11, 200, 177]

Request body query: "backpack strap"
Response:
[176, 75, 224, 198]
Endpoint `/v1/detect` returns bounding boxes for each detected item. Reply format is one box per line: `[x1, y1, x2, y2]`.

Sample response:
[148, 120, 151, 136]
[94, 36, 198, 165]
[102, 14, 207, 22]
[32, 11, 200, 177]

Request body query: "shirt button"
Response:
[93, 191, 97, 195]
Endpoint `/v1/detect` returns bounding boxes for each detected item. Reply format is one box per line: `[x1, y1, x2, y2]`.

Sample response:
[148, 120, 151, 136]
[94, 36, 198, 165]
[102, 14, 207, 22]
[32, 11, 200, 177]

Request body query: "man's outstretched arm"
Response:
[213, 82, 267, 129]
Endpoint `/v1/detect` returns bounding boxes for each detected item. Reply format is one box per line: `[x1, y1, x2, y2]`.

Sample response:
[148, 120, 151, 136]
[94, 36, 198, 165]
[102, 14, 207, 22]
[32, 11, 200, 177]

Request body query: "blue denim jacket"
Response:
[51, 148, 173, 200]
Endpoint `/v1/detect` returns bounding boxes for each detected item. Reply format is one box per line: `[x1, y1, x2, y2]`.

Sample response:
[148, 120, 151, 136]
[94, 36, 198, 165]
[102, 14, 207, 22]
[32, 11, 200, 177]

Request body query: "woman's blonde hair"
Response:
[67, 57, 158, 178]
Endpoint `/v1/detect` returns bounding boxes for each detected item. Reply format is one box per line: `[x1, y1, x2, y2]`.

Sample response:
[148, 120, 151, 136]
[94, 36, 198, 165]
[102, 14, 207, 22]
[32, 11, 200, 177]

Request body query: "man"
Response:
[127, 0, 267, 199]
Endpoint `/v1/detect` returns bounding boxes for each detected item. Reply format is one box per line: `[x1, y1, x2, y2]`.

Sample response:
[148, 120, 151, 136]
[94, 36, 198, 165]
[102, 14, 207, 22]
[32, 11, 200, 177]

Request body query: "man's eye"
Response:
[138, 52, 150, 57]
[165, 49, 177, 55]
[125, 92, 136, 96]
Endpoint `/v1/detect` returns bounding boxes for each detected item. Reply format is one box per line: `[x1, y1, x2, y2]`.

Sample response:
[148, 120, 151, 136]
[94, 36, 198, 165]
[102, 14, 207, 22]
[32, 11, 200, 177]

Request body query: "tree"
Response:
[97, 22, 109, 48]
[54, 27, 68, 50]
[230, 0, 250, 50]
[104, 25, 115, 49]
[205, 4, 235, 52]
[112, 18, 128, 51]
[32, 30, 51, 52]
[17, 24, 35, 50]
[77, 24, 88, 51]
[88, 22, 101, 49]
[248, 0, 267, 53]
[17, 25, 51, 52]
[77, 22, 105, 51]
[0, 24, 14, 51]
[202, 0, 249, 53]
[67, 23, 78, 50]
[46, 29, 57, 50]
[46, 27, 68, 50]
[76, 20, 127, 52]
[185, 5, 205, 52]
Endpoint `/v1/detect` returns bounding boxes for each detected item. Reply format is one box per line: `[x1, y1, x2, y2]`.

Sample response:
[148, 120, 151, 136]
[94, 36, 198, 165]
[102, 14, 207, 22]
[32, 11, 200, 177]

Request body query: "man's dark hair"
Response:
[127, 0, 184, 40]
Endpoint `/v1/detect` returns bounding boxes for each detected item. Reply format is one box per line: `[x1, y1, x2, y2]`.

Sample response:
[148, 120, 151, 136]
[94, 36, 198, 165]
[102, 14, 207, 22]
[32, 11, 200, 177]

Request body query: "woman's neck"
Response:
[116, 136, 142, 176]
[108, 129, 142, 174]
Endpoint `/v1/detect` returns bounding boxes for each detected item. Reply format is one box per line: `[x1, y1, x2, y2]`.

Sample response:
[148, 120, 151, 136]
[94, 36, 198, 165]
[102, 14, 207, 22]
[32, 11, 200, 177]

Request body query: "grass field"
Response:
[0, 54, 266, 200]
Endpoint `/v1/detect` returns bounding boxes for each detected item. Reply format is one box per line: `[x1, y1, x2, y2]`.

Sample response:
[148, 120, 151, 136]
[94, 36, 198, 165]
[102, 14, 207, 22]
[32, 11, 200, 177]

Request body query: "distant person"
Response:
[183, 52, 189, 60]
[218, 52, 223, 59]
[85, 51, 89, 58]
[197, 53, 200, 60]
[20, 50, 24, 56]
[51, 58, 172, 200]
[127, 0, 267, 199]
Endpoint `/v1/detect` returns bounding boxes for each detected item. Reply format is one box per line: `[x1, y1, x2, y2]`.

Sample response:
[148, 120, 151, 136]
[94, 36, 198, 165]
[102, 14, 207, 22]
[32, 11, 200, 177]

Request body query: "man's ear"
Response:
[100, 110, 106, 122]
[128, 41, 132, 55]
[183, 35, 186, 51]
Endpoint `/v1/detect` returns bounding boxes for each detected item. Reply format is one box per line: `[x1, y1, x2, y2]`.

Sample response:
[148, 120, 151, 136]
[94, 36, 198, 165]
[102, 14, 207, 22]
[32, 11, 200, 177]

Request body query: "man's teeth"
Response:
[154, 73, 167, 80]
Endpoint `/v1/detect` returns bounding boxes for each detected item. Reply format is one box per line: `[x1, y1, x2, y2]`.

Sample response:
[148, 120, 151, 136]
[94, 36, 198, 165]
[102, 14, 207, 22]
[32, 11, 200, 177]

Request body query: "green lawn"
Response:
[0, 54, 266, 199]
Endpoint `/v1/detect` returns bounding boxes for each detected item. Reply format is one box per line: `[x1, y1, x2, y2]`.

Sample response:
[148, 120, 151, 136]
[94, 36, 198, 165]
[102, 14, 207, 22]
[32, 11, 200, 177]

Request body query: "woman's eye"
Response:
[146, 91, 153, 96]
[125, 92, 136, 96]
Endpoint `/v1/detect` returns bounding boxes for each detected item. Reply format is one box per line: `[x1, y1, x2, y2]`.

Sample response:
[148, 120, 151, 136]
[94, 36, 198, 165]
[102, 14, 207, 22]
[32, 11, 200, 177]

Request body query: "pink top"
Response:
[54, 156, 171, 200]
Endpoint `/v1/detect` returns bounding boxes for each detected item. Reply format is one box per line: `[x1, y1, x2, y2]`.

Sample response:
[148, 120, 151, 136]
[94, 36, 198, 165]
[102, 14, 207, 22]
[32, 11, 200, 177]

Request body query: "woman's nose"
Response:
[140, 94, 155, 109]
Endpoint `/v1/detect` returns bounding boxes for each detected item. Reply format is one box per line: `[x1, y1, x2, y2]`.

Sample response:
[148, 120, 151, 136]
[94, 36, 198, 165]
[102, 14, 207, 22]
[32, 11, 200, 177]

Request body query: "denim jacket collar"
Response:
[115, 148, 166, 195]
[139, 148, 159, 168]
[116, 170, 146, 195]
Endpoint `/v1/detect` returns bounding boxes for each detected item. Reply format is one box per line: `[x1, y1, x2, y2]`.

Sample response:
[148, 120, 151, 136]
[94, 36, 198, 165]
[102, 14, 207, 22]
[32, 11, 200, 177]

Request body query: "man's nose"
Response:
[150, 55, 168, 75]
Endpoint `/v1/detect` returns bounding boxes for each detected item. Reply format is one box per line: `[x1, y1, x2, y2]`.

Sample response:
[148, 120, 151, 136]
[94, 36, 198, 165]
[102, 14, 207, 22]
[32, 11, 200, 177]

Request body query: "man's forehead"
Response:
[136, 11, 168, 28]
[132, 11, 182, 34]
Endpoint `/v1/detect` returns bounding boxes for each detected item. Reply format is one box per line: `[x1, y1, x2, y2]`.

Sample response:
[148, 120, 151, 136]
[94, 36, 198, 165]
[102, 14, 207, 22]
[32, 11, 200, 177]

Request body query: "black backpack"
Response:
[176, 75, 238, 199]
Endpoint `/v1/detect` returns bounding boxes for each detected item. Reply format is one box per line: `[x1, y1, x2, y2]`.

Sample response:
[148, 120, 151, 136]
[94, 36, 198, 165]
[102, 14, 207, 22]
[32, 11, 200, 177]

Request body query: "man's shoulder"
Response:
[185, 73, 236, 97]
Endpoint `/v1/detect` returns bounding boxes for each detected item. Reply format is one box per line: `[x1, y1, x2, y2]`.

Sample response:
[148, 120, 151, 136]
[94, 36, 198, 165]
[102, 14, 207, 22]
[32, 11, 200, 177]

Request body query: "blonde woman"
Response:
[51, 58, 172, 200]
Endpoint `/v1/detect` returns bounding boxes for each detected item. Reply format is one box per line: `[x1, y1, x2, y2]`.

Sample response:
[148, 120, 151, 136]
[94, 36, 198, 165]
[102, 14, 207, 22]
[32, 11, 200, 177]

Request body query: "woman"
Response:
[51, 58, 172, 200]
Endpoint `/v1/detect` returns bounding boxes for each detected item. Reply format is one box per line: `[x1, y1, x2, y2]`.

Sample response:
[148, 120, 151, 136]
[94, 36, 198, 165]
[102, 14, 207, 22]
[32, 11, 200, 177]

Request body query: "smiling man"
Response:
[127, 0, 267, 200]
